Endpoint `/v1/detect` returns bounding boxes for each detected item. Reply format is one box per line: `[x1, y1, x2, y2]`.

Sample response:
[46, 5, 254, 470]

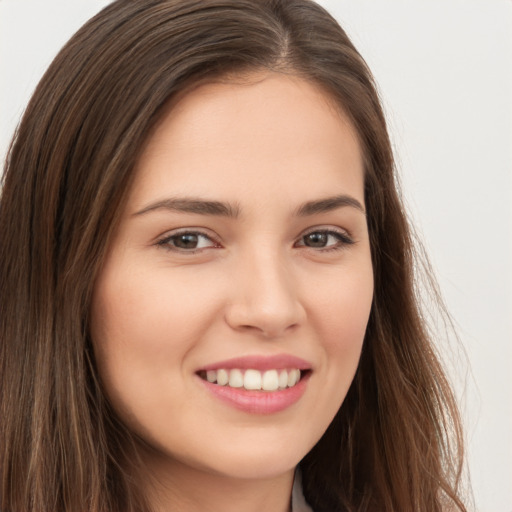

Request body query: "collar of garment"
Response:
[291, 468, 313, 512]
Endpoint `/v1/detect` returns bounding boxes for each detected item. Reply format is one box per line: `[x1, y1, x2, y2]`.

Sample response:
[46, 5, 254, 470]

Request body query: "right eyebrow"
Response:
[295, 194, 366, 217]
[133, 197, 240, 218]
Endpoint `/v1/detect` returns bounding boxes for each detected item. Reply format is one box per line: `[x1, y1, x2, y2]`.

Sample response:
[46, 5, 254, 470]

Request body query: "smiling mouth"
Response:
[197, 368, 309, 392]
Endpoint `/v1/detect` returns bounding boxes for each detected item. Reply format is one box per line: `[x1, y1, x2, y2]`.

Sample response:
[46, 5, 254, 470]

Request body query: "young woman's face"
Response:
[91, 73, 373, 481]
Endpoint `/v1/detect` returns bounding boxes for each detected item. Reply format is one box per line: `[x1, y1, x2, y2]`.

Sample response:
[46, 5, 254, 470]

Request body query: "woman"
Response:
[0, 0, 468, 511]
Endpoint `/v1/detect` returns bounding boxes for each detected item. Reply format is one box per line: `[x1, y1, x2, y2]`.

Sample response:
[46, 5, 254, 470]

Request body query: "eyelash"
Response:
[296, 228, 354, 252]
[156, 230, 221, 253]
[156, 228, 354, 254]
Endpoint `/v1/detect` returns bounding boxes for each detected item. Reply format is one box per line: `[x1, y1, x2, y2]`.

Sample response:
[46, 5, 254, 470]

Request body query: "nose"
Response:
[224, 249, 306, 338]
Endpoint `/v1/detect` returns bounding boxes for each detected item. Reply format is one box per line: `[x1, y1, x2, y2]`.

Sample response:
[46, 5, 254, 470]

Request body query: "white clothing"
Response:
[291, 470, 313, 512]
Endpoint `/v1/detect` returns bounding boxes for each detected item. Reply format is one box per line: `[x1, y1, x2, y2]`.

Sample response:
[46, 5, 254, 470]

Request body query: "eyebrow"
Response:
[134, 197, 240, 217]
[295, 195, 366, 216]
[133, 194, 365, 218]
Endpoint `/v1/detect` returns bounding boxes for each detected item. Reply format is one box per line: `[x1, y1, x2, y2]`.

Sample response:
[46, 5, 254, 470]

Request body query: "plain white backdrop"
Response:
[1, 1, 511, 511]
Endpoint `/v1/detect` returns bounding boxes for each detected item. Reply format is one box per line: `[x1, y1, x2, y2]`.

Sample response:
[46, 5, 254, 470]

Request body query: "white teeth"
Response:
[278, 369, 288, 389]
[262, 370, 279, 391]
[287, 369, 300, 387]
[228, 369, 244, 388]
[217, 369, 229, 386]
[244, 369, 262, 390]
[202, 368, 303, 391]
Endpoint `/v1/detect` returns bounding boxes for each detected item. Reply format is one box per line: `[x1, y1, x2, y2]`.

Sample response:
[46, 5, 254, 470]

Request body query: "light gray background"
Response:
[1, 1, 510, 511]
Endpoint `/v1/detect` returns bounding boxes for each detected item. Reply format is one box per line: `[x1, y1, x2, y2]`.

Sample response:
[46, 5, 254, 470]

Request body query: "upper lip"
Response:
[198, 353, 312, 372]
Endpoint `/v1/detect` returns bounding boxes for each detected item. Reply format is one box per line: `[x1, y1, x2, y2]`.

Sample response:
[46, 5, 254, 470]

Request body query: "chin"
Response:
[194, 431, 316, 480]
[202, 454, 300, 481]
[141, 427, 311, 482]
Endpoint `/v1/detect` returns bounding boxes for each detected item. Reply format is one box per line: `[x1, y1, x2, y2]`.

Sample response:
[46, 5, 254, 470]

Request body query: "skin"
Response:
[90, 72, 374, 512]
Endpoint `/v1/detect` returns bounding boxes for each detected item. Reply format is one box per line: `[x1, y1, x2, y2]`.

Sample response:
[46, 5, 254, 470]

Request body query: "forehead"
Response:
[129, 72, 364, 211]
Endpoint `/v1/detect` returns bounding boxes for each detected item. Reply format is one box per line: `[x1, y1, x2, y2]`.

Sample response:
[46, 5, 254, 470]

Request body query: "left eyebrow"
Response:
[295, 194, 366, 217]
[133, 197, 240, 218]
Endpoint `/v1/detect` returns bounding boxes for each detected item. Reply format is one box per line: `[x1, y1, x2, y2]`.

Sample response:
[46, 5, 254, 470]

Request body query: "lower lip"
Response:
[198, 372, 310, 414]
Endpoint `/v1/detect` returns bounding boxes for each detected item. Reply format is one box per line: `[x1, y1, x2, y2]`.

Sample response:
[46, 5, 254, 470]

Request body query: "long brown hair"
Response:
[1, 1, 467, 510]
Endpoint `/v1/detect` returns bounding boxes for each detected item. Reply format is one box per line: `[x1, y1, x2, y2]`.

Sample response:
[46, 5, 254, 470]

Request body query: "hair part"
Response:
[1, 1, 467, 510]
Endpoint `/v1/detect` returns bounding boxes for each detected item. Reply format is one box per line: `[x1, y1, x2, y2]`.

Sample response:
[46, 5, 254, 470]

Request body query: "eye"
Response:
[295, 229, 354, 250]
[157, 231, 219, 252]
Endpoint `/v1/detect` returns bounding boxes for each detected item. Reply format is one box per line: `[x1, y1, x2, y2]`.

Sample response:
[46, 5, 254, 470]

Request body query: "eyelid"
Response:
[156, 228, 222, 252]
[294, 226, 354, 249]
[154, 225, 354, 253]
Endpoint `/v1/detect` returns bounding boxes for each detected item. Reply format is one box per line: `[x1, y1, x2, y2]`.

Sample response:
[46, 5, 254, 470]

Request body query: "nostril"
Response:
[224, 307, 304, 339]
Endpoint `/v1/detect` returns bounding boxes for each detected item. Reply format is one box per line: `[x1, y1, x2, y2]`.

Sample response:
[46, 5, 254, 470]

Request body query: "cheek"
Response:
[91, 262, 219, 354]
[89, 255, 235, 425]
[312, 261, 373, 347]
[308, 260, 373, 396]
[90, 262, 209, 409]
[327, 284, 372, 352]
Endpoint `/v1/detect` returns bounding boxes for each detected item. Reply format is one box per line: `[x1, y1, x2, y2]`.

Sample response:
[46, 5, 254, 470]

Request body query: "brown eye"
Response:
[303, 232, 329, 248]
[158, 231, 218, 251]
[296, 229, 354, 250]
[173, 233, 200, 249]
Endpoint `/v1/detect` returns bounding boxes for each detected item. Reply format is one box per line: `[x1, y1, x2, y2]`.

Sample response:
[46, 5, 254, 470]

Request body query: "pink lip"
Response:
[198, 371, 311, 414]
[198, 353, 312, 372]
[196, 354, 312, 414]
